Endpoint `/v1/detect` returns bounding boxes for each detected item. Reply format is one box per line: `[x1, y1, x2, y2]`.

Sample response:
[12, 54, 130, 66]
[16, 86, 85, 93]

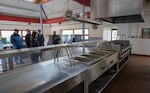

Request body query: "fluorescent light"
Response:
[24, 0, 51, 3]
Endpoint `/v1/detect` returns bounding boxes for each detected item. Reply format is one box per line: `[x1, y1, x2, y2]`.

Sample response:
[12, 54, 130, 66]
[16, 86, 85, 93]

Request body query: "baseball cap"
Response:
[38, 29, 41, 32]
[14, 29, 19, 32]
[26, 29, 30, 32]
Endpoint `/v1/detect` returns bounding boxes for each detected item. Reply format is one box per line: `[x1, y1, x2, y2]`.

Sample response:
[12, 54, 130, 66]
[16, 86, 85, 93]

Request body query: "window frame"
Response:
[141, 28, 150, 38]
[0, 29, 35, 43]
[111, 29, 118, 41]
[61, 28, 89, 40]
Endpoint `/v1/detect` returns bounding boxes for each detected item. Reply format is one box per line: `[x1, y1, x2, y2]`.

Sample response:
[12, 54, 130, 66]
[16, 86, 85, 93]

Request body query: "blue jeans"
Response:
[13, 55, 23, 64]
[31, 53, 39, 64]
[1, 58, 7, 71]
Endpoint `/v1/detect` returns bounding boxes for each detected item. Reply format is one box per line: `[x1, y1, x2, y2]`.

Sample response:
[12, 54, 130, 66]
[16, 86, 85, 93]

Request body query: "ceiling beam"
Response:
[44, 17, 67, 24]
[0, 12, 90, 24]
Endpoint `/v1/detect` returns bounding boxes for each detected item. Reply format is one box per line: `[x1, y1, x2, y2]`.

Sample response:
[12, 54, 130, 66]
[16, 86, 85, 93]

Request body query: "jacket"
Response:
[37, 34, 44, 46]
[52, 35, 60, 44]
[31, 39, 39, 47]
[10, 33, 23, 49]
[25, 34, 31, 48]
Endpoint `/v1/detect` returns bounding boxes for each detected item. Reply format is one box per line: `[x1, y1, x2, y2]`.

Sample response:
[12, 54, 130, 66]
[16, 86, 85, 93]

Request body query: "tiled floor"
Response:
[102, 55, 150, 93]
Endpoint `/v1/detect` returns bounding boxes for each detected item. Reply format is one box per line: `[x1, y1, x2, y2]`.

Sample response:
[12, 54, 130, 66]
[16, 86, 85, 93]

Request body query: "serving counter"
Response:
[0, 40, 131, 93]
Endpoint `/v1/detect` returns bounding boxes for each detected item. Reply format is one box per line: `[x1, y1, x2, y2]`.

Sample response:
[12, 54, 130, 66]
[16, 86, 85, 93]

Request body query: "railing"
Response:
[0, 40, 105, 72]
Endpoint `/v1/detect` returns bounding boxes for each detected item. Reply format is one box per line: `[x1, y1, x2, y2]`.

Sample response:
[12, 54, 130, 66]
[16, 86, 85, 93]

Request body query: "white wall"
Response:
[130, 38, 150, 55]
[102, 22, 117, 41]
[115, 22, 150, 55]
[103, 27, 112, 41]
[90, 25, 103, 38]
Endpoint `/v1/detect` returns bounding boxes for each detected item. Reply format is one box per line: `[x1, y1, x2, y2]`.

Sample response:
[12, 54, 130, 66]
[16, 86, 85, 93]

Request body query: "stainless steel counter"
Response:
[0, 39, 132, 93]
[0, 46, 123, 93]
[0, 58, 88, 93]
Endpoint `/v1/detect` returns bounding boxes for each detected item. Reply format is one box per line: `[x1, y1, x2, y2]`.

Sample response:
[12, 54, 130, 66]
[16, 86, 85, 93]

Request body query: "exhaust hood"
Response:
[64, 10, 101, 25]
[91, 0, 144, 23]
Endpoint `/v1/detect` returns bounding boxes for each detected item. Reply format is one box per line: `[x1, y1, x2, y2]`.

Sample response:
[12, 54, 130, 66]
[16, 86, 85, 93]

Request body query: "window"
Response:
[0, 30, 29, 43]
[74, 29, 89, 40]
[142, 28, 150, 38]
[62, 30, 73, 35]
[74, 29, 88, 35]
[1, 31, 14, 43]
[61, 29, 89, 40]
[22, 31, 27, 36]
[111, 29, 118, 40]
[22, 31, 28, 40]
[81, 36, 89, 40]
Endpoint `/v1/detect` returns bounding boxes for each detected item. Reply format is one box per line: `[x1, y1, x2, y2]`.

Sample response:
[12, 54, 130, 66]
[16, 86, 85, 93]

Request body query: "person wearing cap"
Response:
[37, 29, 45, 60]
[52, 31, 61, 44]
[51, 31, 61, 61]
[25, 29, 31, 48]
[10, 29, 23, 64]
[30, 31, 40, 63]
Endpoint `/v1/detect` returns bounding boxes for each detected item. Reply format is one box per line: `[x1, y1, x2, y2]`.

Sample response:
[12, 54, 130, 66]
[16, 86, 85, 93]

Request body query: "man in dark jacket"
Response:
[52, 31, 61, 62]
[37, 29, 44, 60]
[37, 29, 45, 46]
[25, 29, 31, 48]
[10, 29, 23, 64]
[52, 31, 61, 44]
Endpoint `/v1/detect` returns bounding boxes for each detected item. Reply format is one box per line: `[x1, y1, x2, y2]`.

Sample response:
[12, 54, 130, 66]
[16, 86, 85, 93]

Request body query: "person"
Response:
[10, 29, 23, 64]
[52, 31, 61, 44]
[51, 31, 61, 62]
[30, 31, 40, 64]
[37, 29, 45, 60]
[72, 37, 76, 42]
[0, 40, 7, 72]
[37, 29, 45, 46]
[25, 29, 31, 48]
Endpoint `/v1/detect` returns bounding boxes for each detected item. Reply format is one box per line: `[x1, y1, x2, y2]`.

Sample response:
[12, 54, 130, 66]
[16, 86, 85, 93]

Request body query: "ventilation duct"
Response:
[91, 0, 144, 23]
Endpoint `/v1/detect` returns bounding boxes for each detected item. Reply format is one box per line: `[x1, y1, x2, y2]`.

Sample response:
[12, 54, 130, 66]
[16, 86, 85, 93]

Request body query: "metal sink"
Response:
[90, 52, 106, 55]
[81, 54, 100, 58]
[74, 56, 94, 62]
[74, 49, 113, 65]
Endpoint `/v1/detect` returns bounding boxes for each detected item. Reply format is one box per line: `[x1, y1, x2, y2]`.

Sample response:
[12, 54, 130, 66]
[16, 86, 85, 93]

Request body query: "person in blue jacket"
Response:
[10, 29, 23, 64]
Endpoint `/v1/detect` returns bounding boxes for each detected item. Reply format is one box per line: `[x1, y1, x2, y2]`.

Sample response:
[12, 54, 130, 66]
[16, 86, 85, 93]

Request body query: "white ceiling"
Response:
[0, 0, 149, 23]
[0, 0, 90, 19]
[43, 0, 90, 19]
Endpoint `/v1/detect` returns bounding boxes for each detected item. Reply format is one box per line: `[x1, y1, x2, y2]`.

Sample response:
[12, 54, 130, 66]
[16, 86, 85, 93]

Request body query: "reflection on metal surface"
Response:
[0, 59, 87, 93]
[0, 40, 132, 93]
[74, 49, 114, 65]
